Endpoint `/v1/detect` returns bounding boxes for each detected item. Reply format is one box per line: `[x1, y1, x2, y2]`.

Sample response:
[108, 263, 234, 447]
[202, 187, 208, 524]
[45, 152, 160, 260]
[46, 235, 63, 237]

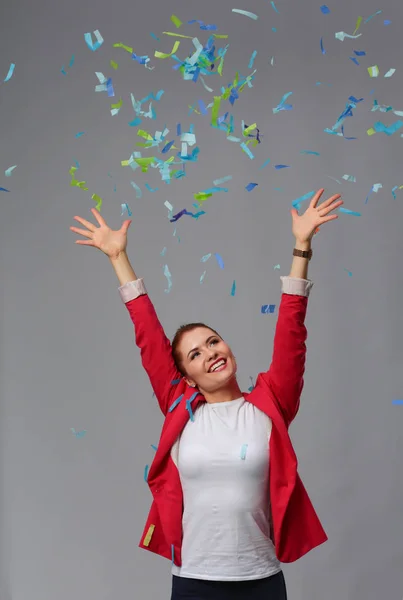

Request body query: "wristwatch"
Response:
[293, 248, 313, 261]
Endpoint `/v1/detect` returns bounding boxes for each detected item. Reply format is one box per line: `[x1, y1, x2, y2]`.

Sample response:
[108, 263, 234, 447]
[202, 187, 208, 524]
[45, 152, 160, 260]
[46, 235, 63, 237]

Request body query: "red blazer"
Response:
[125, 290, 328, 565]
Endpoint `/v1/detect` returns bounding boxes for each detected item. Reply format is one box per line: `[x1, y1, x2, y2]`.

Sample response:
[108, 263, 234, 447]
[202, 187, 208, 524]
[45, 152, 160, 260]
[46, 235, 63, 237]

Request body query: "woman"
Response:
[70, 188, 343, 600]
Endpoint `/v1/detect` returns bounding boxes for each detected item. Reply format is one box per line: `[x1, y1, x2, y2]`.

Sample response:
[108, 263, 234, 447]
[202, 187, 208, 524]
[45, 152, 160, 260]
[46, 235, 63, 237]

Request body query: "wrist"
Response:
[109, 250, 128, 263]
[294, 239, 311, 251]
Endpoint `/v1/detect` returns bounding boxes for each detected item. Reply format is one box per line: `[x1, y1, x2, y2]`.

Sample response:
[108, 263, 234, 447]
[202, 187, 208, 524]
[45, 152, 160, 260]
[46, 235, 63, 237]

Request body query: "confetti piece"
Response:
[271, 1, 279, 12]
[320, 37, 326, 54]
[75, 132, 85, 138]
[189, 19, 218, 32]
[170, 208, 206, 222]
[339, 208, 361, 216]
[129, 117, 142, 127]
[274, 164, 290, 169]
[353, 16, 363, 35]
[3, 63, 15, 82]
[70, 428, 87, 438]
[0, 187, 10, 192]
[392, 400, 403, 405]
[368, 65, 379, 78]
[273, 92, 293, 113]
[200, 270, 207, 283]
[353, 50, 366, 56]
[143, 525, 155, 546]
[335, 32, 362, 41]
[364, 9, 382, 23]
[201, 253, 211, 262]
[110, 60, 118, 70]
[292, 190, 315, 210]
[240, 444, 248, 459]
[240, 142, 254, 159]
[384, 20, 391, 25]
[84, 30, 104, 51]
[300, 150, 320, 155]
[69, 55, 75, 67]
[213, 175, 232, 185]
[170, 14, 183, 28]
[5, 165, 16, 176]
[320, 5, 330, 14]
[248, 50, 257, 68]
[130, 181, 142, 197]
[69, 165, 88, 190]
[261, 305, 276, 314]
[246, 182, 258, 191]
[259, 158, 271, 169]
[229, 280, 237, 297]
[144, 465, 149, 481]
[214, 253, 225, 269]
[121, 203, 132, 217]
[91, 193, 103, 211]
[145, 183, 158, 192]
[384, 68, 396, 78]
[154, 40, 180, 59]
[342, 174, 356, 182]
[232, 8, 259, 20]
[163, 265, 172, 293]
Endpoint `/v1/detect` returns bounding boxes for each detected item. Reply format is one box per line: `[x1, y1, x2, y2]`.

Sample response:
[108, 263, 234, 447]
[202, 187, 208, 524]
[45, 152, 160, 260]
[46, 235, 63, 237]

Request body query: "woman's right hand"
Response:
[70, 208, 132, 260]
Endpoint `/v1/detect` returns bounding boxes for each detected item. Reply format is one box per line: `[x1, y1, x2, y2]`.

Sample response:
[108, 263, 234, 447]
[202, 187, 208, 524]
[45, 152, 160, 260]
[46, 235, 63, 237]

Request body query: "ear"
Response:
[183, 376, 196, 388]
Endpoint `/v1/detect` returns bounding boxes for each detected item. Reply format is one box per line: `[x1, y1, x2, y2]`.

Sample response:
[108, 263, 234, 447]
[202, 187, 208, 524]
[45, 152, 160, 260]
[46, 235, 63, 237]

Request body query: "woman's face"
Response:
[178, 327, 237, 393]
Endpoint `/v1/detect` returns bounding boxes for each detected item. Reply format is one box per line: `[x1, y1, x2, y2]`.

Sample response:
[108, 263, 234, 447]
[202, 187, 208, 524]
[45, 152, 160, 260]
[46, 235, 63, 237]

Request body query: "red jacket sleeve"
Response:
[124, 294, 184, 416]
[255, 293, 309, 429]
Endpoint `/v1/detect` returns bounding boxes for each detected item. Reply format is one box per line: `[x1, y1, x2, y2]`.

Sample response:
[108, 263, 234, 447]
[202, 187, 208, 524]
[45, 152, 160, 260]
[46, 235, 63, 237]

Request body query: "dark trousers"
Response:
[170, 570, 287, 600]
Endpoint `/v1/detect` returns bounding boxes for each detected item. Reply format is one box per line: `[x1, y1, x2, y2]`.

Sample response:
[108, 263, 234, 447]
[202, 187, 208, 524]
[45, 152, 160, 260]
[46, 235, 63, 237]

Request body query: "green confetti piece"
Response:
[110, 60, 118, 70]
[170, 14, 183, 28]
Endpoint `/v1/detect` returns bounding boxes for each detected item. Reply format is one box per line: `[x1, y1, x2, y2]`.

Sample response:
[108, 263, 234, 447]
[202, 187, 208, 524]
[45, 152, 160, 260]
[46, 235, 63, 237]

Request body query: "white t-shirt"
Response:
[171, 396, 282, 581]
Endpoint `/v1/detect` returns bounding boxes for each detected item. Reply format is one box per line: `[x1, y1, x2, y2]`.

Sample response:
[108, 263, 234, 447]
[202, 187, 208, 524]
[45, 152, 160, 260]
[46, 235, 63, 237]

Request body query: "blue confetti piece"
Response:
[71, 428, 87, 438]
[198, 99, 208, 114]
[168, 394, 184, 412]
[240, 142, 254, 159]
[177, 123, 181, 136]
[214, 253, 225, 269]
[0, 187, 10, 192]
[261, 304, 276, 314]
[231, 280, 236, 296]
[171, 545, 175, 566]
[248, 50, 257, 68]
[320, 37, 326, 54]
[61, 67, 67, 75]
[144, 465, 149, 481]
[240, 444, 248, 459]
[75, 132, 85, 138]
[349, 57, 360, 65]
[384, 20, 391, 25]
[151, 444, 158, 451]
[353, 50, 366, 56]
[320, 5, 330, 14]
[274, 164, 290, 169]
[3, 63, 15, 82]
[84, 30, 104, 51]
[246, 182, 258, 191]
[300, 150, 320, 155]
[339, 208, 361, 216]
[128, 117, 142, 127]
[150, 32, 160, 40]
[161, 140, 174, 153]
[364, 9, 382, 23]
[374, 120, 403, 135]
[145, 183, 158, 192]
[392, 400, 403, 405]
[171, 378, 181, 385]
[259, 158, 271, 169]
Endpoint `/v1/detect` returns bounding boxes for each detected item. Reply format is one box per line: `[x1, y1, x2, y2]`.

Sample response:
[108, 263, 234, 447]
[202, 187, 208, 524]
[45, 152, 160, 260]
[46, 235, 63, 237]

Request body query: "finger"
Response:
[318, 193, 342, 210]
[75, 240, 95, 246]
[320, 214, 339, 223]
[70, 226, 93, 239]
[72, 215, 96, 232]
[321, 199, 343, 215]
[91, 207, 107, 227]
[310, 188, 325, 208]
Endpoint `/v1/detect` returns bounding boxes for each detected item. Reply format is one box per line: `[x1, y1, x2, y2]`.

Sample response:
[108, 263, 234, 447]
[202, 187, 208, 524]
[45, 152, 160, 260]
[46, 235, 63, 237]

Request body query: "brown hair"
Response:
[171, 323, 221, 376]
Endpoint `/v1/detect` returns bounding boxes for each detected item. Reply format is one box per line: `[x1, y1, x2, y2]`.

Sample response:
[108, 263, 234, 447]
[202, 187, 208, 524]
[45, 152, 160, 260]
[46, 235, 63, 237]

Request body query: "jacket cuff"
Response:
[280, 276, 314, 297]
[118, 278, 147, 303]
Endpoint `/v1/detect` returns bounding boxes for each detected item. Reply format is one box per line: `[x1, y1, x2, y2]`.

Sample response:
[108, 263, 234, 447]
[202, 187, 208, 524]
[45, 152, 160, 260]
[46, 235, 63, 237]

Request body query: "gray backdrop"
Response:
[1, 0, 402, 598]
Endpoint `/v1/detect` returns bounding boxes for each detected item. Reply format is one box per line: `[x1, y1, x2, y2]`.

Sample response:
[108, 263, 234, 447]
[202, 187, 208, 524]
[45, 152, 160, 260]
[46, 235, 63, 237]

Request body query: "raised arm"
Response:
[70, 208, 184, 417]
[254, 189, 343, 428]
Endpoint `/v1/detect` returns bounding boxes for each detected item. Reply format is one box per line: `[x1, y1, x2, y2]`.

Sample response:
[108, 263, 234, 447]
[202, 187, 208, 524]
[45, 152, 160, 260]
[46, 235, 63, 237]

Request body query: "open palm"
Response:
[70, 208, 132, 259]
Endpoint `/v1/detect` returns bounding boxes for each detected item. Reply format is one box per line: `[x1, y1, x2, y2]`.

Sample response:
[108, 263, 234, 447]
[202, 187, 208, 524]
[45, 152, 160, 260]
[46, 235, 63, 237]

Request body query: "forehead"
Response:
[180, 327, 217, 351]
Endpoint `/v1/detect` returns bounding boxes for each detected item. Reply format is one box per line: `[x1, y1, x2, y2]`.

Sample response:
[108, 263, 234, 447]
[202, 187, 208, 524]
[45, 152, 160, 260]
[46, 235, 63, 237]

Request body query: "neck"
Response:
[201, 377, 243, 404]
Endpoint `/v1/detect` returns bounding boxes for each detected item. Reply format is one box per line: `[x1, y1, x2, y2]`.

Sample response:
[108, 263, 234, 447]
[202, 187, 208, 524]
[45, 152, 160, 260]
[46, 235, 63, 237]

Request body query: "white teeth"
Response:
[209, 359, 226, 372]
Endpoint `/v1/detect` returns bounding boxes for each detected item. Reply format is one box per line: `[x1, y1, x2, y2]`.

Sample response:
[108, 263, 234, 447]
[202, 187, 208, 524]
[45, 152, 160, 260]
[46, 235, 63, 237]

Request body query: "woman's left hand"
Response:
[290, 188, 343, 243]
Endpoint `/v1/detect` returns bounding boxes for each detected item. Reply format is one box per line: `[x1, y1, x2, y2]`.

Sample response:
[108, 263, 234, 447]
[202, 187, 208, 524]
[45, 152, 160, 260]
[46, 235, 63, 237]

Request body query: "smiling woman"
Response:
[171, 324, 243, 404]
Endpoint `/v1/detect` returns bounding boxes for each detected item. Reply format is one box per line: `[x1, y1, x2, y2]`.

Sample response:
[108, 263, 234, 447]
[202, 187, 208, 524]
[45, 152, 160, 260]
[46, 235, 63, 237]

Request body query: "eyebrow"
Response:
[187, 335, 217, 359]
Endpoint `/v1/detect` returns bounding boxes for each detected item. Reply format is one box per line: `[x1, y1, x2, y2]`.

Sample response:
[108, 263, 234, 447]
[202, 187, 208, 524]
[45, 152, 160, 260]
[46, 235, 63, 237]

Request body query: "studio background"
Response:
[0, 0, 402, 598]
